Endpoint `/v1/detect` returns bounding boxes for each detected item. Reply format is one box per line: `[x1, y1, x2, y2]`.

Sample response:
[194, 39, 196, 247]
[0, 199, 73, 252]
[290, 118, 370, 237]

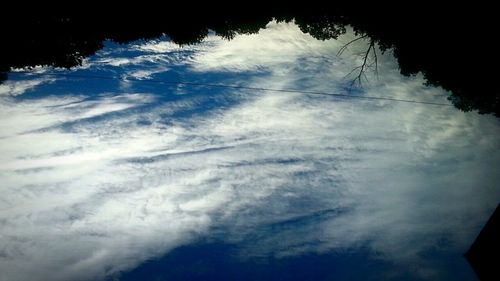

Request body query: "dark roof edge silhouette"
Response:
[465, 203, 500, 281]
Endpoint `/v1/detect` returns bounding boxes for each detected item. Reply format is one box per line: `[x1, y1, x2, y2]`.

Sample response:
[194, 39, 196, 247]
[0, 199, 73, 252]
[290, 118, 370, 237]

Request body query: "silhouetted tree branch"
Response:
[342, 38, 378, 87]
[337, 34, 368, 56]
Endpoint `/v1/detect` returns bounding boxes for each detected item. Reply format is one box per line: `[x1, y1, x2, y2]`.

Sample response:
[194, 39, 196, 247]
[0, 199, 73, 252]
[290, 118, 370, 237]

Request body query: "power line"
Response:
[10, 71, 454, 107]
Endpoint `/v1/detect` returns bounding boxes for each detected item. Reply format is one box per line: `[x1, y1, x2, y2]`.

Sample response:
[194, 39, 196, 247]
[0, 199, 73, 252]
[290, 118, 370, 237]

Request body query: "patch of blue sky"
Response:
[0, 21, 498, 281]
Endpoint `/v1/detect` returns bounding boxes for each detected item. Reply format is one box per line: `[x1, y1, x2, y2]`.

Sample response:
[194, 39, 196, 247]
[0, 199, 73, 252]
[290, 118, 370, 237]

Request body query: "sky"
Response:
[0, 21, 499, 281]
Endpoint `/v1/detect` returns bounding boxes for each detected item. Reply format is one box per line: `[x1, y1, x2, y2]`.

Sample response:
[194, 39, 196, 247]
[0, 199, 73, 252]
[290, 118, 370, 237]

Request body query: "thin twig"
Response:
[337, 35, 368, 56]
[351, 39, 374, 86]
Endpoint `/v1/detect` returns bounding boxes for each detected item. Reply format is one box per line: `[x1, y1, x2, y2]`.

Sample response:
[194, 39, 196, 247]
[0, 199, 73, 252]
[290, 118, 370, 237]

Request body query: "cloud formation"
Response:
[0, 21, 499, 281]
[0, 76, 56, 96]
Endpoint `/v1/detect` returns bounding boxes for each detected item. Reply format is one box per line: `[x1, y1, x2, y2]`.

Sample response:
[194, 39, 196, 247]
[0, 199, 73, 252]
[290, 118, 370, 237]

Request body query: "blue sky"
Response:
[0, 21, 499, 281]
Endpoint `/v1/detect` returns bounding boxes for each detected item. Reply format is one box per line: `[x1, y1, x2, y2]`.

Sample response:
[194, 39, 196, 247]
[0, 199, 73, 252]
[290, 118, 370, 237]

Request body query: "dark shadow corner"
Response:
[465, 203, 500, 281]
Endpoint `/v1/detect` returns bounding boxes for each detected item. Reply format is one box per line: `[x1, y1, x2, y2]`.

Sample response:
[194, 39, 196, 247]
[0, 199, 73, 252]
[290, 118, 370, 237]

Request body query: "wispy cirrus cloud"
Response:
[0, 77, 56, 96]
[0, 21, 498, 281]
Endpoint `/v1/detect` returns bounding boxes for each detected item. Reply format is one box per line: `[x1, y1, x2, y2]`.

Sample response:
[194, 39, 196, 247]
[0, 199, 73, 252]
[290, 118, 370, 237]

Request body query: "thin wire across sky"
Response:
[10, 71, 454, 107]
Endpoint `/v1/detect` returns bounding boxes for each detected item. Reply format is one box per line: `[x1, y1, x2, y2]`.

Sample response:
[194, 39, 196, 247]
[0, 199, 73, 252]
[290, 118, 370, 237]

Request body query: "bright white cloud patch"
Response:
[0, 21, 499, 281]
[0, 77, 56, 96]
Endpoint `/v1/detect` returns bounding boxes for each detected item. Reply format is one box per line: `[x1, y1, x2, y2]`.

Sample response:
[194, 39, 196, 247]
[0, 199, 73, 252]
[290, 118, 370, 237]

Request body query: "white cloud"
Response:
[135, 39, 184, 53]
[0, 22, 499, 281]
[193, 21, 344, 73]
[0, 77, 56, 96]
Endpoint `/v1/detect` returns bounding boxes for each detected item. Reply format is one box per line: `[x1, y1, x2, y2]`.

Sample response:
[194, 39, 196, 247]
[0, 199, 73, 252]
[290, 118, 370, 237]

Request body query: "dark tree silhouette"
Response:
[1, 13, 498, 116]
